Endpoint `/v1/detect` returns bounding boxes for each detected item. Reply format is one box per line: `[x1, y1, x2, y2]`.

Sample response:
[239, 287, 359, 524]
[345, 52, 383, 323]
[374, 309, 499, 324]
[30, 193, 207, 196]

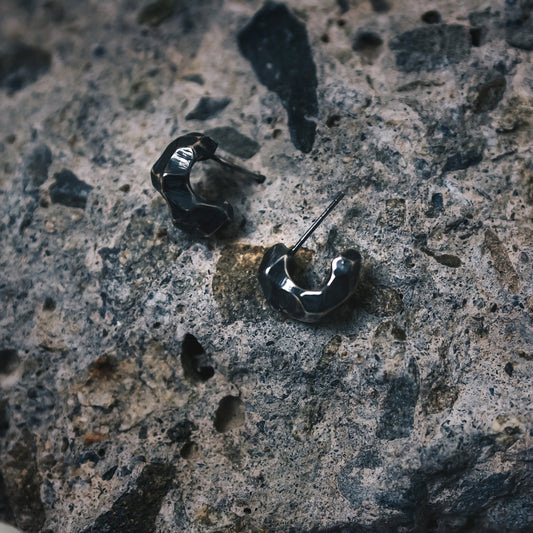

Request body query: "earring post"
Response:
[210, 154, 266, 184]
[290, 191, 345, 254]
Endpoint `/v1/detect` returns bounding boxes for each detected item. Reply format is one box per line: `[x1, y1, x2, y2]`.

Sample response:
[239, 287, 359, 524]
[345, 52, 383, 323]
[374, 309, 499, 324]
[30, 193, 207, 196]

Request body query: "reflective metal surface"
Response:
[257, 194, 361, 323]
[151, 132, 264, 237]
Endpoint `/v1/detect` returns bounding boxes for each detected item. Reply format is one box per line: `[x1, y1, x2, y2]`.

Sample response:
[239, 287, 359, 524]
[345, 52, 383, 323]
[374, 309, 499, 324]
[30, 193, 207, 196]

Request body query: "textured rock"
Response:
[0, 0, 532, 532]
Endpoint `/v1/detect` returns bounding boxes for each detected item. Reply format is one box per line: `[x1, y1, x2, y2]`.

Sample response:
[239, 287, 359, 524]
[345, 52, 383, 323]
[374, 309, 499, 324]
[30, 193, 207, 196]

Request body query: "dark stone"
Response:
[185, 96, 231, 120]
[137, 0, 175, 26]
[442, 143, 485, 172]
[506, 0, 533, 50]
[23, 143, 52, 189]
[0, 471, 15, 525]
[0, 349, 20, 375]
[369, 0, 390, 13]
[0, 398, 9, 437]
[82, 463, 175, 533]
[205, 127, 260, 159]
[390, 25, 472, 72]
[431, 192, 444, 211]
[471, 77, 507, 113]
[433, 253, 462, 268]
[421, 10, 442, 24]
[504, 362, 514, 376]
[336, 0, 350, 14]
[78, 450, 100, 465]
[238, 2, 318, 153]
[470, 27, 484, 47]
[182, 73, 204, 85]
[352, 31, 384, 51]
[0, 43, 51, 93]
[376, 359, 419, 440]
[49, 169, 93, 209]
[102, 465, 117, 481]
[92, 45, 106, 57]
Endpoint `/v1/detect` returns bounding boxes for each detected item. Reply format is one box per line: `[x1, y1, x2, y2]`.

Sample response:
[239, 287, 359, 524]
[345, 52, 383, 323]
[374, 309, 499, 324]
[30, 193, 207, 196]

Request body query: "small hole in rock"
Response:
[326, 115, 341, 128]
[470, 27, 483, 47]
[181, 334, 214, 382]
[0, 349, 20, 375]
[180, 441, 199, 459]
[421, 10, 441, 24]
[43, 297, 56, 311]
[352, 31, 383, 51]
[214, 396, 245, 433]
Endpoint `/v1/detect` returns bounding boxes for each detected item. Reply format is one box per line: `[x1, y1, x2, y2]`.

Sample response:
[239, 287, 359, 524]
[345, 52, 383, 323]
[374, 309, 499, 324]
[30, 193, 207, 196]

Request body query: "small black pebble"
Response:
[43, 297, 56, 311]
[504, 362, 513, 377]
[92, 45, 106, 57]
[421, 10, 442, 24]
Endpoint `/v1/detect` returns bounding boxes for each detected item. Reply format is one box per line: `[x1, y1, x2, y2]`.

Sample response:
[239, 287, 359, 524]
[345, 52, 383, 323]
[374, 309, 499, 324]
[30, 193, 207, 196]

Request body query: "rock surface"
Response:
[0, 1, 532, 532]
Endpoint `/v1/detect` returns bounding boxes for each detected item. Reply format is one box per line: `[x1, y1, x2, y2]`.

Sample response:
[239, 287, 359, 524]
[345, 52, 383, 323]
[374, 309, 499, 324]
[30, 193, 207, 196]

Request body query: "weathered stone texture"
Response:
[0, 0, 531, 532]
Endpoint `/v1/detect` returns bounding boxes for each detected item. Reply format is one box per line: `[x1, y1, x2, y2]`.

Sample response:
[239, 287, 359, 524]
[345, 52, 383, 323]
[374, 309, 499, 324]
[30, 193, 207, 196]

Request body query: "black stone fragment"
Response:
[82, 463, 175, 533]
[0, 349, 20, 375]
[49, 169, 93, 209]
[137, 0, 175, 26]
[0, 471, 15, 525]
[352, 31, 383, 51]
[421, 10, 441, 24]
[185, 96, 231, 120]
[205, 127, 260, 159]
[506, 0, 533, 51]
[182, 73, 204, 85]
[376, 359, 419, 440]
[431, 192, 443, 211]
[336, 0, 350, 14]
[390, 25, 471, 72]
[442, 142, 485, 172]
[471, 76, 507, 113]
[369, 0, 390, 13]
[504, 362, 514, 376]
[0, 43, 51, 93]
[0, 398, 9, 438]
[102, 465, 117, 481]
[238, 2, 318, 153]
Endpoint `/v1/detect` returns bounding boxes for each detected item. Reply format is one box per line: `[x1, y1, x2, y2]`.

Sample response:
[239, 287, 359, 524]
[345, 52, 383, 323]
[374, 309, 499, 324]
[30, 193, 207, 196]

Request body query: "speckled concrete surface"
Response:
[0, 1, 532, 532]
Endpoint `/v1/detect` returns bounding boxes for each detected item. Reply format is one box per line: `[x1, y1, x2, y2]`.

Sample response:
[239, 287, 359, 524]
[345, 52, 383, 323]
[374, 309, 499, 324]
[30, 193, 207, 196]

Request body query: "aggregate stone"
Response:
[0, 0, 532, 532]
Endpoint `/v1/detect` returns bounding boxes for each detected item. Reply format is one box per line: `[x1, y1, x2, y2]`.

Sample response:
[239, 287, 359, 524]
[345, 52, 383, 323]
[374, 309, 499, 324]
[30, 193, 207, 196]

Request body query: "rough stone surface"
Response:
[0, 1, 532, 532]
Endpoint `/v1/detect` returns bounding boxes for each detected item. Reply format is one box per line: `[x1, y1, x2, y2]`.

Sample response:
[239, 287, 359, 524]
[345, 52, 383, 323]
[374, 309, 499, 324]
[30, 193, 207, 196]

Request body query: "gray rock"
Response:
[0, 0, 531, 531]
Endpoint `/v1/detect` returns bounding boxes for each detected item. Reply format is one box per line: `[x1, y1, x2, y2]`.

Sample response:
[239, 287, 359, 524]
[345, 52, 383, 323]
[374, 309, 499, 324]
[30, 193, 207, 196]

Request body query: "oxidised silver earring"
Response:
[257, 192, 361, 323]
[151, 132, 265, 237]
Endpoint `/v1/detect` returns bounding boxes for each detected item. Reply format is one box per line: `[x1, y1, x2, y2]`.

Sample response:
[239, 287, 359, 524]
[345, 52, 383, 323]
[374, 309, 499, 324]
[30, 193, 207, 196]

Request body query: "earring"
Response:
[258, 192, 361, 323]
[151, 132, 265, 237]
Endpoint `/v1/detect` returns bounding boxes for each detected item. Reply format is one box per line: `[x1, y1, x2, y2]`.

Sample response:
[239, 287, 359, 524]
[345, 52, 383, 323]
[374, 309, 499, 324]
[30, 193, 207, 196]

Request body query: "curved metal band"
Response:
[151, 132, 233, 237]
[258, 244, 361, 322]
